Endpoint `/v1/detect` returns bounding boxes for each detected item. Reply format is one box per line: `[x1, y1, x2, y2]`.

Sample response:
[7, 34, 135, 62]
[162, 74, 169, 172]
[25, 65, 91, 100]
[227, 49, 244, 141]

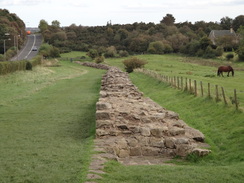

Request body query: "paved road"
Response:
[11, 34, 42, 61]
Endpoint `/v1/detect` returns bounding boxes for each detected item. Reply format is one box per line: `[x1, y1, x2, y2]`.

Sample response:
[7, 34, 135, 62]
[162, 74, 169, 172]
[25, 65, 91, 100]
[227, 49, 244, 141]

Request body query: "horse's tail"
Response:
[232, 69, 234, 76]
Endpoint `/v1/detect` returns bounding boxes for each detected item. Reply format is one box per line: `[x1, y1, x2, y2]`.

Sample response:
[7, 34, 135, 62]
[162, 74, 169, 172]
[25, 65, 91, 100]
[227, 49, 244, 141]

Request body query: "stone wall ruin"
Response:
[78, 62, 211, 160]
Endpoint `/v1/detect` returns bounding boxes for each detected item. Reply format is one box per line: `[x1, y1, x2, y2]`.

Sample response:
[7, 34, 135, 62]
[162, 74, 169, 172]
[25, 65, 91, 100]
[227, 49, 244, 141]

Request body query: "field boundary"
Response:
[135, 68, 241, 111]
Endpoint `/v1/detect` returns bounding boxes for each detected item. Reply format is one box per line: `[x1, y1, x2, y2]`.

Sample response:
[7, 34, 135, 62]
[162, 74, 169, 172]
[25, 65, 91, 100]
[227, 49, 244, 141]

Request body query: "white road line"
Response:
[24, 34, 36, 59]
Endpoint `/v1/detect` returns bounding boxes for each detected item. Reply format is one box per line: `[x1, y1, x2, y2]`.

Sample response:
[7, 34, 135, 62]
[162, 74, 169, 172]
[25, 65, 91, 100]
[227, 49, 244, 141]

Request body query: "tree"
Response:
[167, 33, 189, 52]
[215, 35, 238, 51]
[38, 19, 48, 33]
[87, 49, 99, 59]
[199, 36, 212, 50]
[160, 14, 175, 26]
[147, 41, 164, 54]
[233, 15, 244, 31]
[51, 20, 60, 28]
[104, 46, 117, 58]
[220, 16, 233, 29]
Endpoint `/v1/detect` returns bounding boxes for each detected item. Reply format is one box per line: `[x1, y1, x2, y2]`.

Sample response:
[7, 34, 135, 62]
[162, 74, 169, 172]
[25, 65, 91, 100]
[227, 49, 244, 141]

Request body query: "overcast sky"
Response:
[0, 0, 243, 27]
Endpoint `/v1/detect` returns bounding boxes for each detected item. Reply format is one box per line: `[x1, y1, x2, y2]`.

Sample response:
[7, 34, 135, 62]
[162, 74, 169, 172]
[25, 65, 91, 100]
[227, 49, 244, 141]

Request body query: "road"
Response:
[11, 34, 42, 61]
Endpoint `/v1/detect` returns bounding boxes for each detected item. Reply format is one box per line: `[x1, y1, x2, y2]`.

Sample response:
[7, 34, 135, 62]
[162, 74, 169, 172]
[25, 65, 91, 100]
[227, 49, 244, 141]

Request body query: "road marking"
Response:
[25, 34, 36, 59]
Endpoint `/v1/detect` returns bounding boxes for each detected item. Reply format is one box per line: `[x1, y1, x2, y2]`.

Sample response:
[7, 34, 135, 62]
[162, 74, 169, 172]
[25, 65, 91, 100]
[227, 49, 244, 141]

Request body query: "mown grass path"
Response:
[0, 61, 105, 182]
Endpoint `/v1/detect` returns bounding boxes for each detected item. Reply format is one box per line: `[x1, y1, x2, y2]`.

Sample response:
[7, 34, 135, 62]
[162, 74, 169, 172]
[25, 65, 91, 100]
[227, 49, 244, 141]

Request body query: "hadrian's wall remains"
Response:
[77, 61, 211, 160]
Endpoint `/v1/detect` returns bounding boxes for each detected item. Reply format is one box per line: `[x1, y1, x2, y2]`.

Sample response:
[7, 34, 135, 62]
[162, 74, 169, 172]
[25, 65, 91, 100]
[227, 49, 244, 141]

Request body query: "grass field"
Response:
[105, 54, 244, 110]
[0, 52, 243, 183]
[0, 60, 105, 182]
[101, 53, 244, 183]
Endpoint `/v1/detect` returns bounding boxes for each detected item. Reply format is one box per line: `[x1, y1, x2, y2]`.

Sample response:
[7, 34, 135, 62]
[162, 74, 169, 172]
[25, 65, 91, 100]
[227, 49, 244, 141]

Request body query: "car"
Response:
[32, 46, 38, 51]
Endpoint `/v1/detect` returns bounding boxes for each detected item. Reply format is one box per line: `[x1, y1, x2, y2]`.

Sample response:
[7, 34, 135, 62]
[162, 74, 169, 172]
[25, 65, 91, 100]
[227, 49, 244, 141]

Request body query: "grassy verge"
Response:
[0, 60, 105, 182]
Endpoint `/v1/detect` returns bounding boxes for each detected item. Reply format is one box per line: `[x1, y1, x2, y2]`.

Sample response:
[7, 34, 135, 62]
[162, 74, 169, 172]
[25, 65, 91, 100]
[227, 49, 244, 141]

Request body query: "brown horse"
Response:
[217, 66, 234, 77]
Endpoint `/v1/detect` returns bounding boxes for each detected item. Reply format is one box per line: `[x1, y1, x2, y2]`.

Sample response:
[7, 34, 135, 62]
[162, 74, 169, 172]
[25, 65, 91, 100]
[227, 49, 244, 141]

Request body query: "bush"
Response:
[226, 53, 234, 60]
[119, 50, 129, 57]
[95, 56, 105, 64]
[236, 46, 244, 61]
[104, 46, 117, 58]
[26, 61, 32, 70]
[87, 49, 99, 59]
[215, 46, 224, 57]
[122, 57, 147, 73]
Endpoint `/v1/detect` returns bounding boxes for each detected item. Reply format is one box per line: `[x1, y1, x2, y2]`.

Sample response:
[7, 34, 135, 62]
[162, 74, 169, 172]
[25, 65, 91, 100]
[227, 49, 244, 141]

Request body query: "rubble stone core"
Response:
[79, 62, 211, 161]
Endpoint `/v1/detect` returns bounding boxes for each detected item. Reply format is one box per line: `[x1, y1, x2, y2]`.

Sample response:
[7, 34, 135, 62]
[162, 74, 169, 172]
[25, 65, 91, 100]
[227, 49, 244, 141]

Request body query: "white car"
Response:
[32, 46, 38, 51]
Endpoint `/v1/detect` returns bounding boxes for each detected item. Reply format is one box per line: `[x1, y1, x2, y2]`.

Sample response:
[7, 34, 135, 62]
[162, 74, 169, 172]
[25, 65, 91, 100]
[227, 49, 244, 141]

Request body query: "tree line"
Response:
[38, 14, 244, 60]
[0, 9, 26, 61]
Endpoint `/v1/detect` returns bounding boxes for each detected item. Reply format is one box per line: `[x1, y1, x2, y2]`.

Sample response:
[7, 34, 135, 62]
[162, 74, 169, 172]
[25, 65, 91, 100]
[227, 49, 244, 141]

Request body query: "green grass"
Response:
[0, 60, 105, 182]
[106, 54, 244, 110]
[97, 71, 244, 183]
[99, 54, 244, 183]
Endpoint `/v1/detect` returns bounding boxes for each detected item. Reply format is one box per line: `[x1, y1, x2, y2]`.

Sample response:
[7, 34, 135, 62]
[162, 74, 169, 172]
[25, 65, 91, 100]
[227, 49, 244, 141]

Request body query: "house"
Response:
[209, 27, 238, 45]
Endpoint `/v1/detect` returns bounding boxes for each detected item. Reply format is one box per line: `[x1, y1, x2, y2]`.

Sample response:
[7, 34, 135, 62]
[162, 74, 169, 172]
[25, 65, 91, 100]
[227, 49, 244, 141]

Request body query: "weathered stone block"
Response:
[169, 127, 185, 136]
[192, 148, 211, 156]
[116, 138, 128, 149]
[176, 144, 192, 157]
[129, 126, 140, 133]
[166, 111, 179, 119]
[130, 147, 142, 156]
[96, 102, 112, 110]
[185, 127, 205, 142]
[96, 111, 111, 120]
[99, 91, 107, 98]
[142, 147, 160, 156]
[96, 129, 109, 137]
[149, 137, 165, 148]
[175, 138, 189, 144]
[165, 137, 176, 148]
[140, 127, 151, 136]
[150, 128, 163, 137]
[96, 120, 112, 128]
[118, 149, 129, 158]
[109, 130, 121, 136]
[127, 138, 138, 147]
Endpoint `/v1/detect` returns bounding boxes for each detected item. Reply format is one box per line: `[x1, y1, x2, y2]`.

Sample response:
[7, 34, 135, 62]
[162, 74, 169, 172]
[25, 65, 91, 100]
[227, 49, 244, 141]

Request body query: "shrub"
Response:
[215, 46, 224, 57]
[147, 41, 164, 54]
[119, 50, 129, 57]
[26, 61, 32, 70]
[236, 46, 244, 61]
[122, 57, 147, 73]
[104, 46, 117, 58]
[202, 46, 216, 58]
[95, 56, 105, 64]
[226, 53, 234, 60]
[87, 49, 99, 59]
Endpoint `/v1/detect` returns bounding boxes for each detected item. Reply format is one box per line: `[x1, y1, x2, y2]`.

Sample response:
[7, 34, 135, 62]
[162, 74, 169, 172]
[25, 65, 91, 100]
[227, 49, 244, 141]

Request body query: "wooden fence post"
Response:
[200, 81, 203, 97]
[189, 79, 192, 93]
[177, 77, 180, 89]
[221, 87, 227, 105]
[194, 80, 197, 96]
[234, 89, 238, 110]
[208, 83, 211, 98]
[185, 78, 188, 91]
[215, 85, 219, 101]
[181, 77, 183, 90]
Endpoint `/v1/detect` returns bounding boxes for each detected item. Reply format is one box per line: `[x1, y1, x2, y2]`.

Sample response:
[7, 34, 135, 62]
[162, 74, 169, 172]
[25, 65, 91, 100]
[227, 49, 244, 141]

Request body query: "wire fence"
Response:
[135, 68, 241, 111]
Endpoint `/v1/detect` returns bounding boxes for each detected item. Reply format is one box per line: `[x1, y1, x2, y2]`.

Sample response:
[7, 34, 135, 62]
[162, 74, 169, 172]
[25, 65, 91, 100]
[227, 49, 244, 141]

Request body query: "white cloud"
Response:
[0, 0, 51, 6]
[0, 0, 243, 27]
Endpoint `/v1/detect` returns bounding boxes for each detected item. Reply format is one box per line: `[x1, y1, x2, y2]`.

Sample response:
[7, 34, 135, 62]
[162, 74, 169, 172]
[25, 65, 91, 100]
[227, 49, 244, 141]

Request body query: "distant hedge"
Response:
[0, 56, 42, 75]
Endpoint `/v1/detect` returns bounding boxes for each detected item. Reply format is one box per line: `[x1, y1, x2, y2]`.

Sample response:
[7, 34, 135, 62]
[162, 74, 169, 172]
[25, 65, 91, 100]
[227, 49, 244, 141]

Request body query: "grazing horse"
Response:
[217, 66, 234, 77]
